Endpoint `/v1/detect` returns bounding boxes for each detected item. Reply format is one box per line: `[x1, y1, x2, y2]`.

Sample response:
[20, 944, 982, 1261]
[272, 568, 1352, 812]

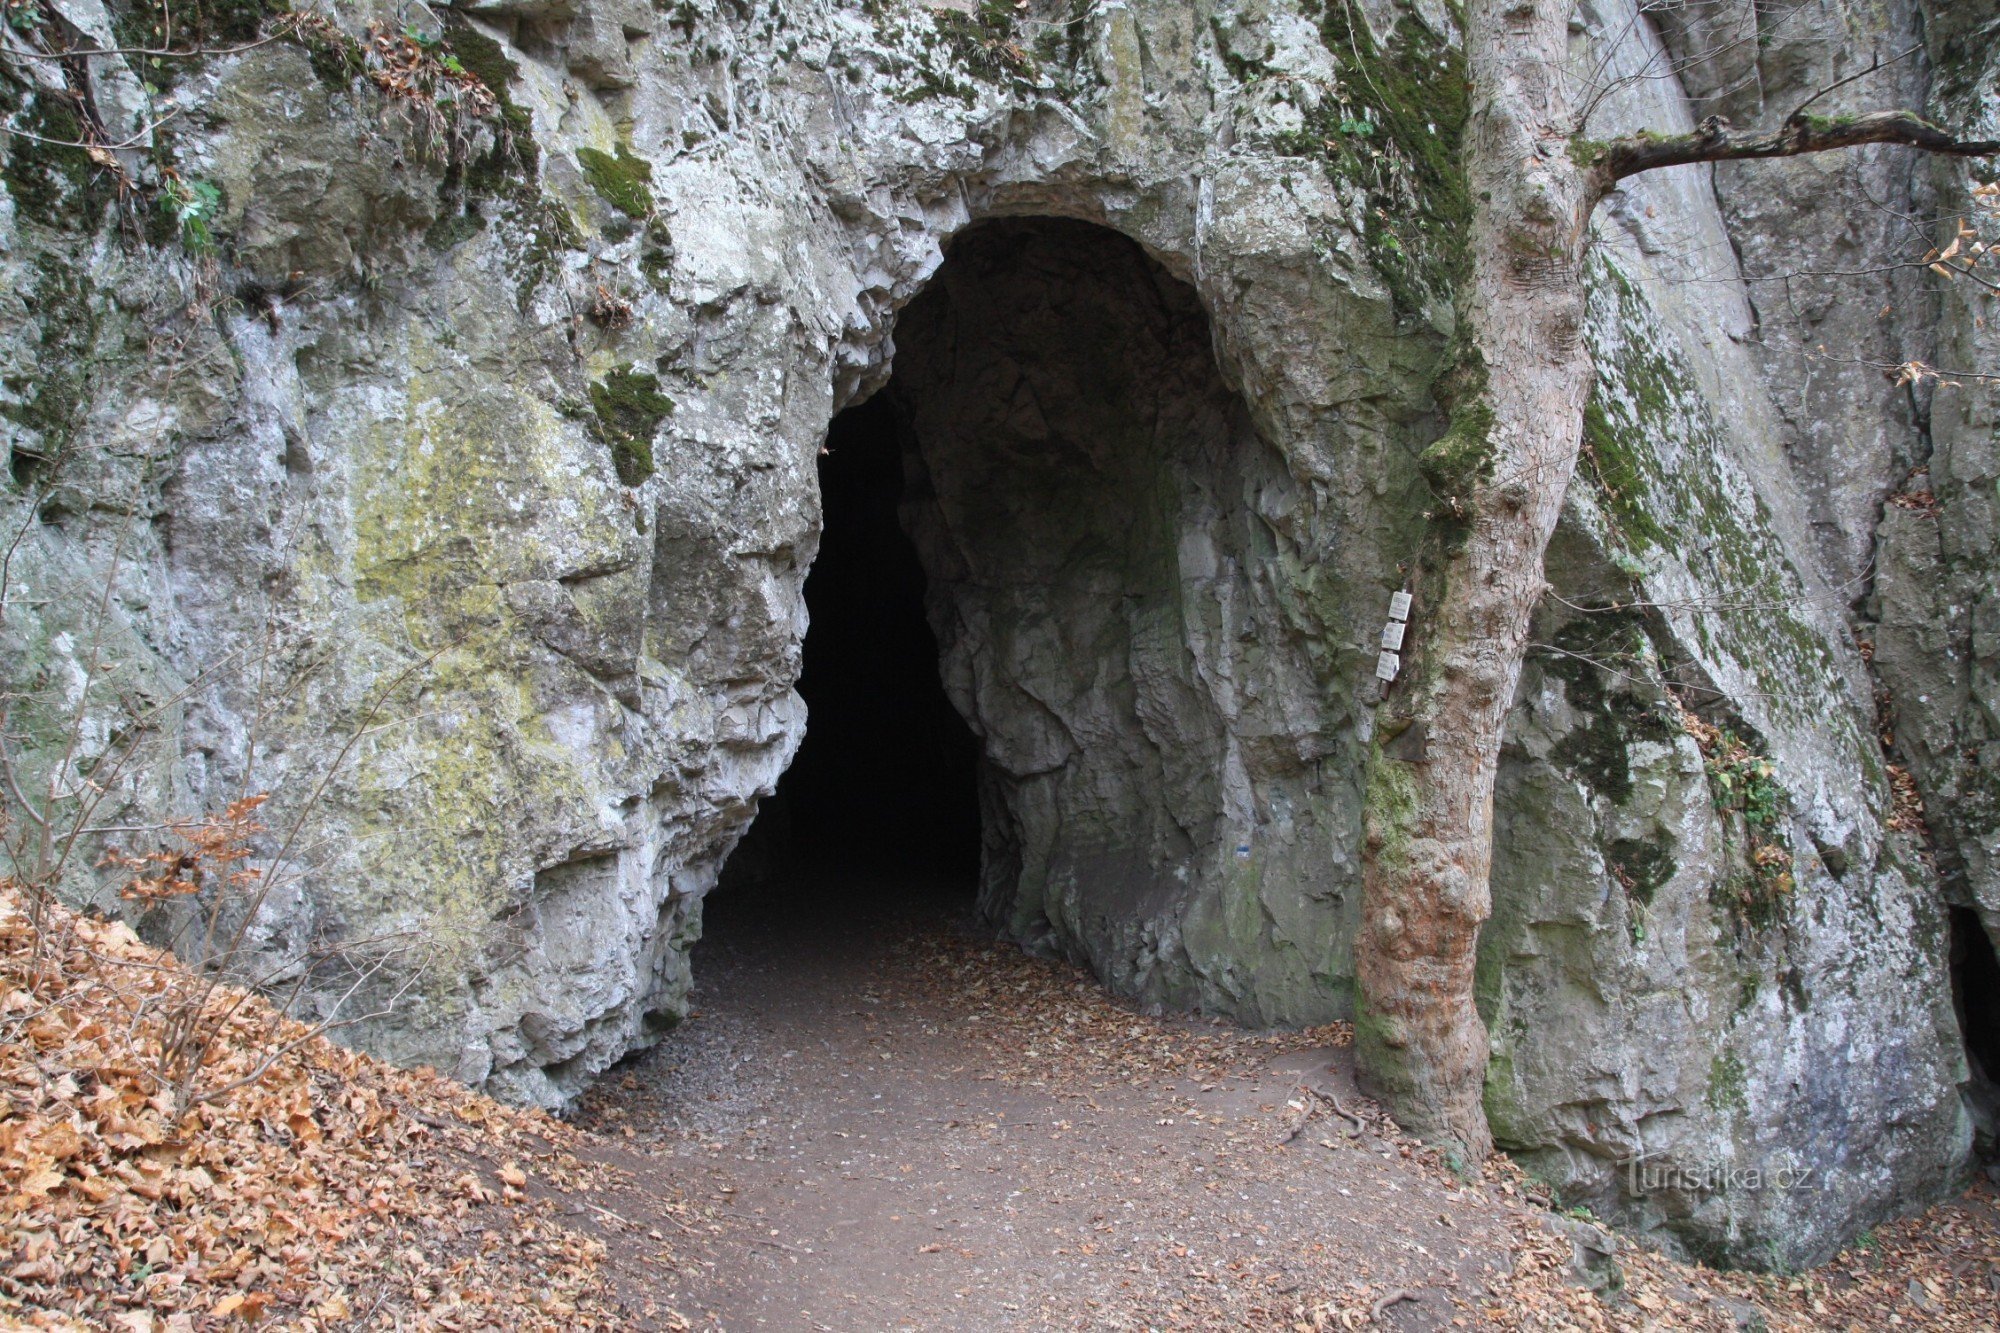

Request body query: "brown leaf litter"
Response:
[0, 884, 626, 1331]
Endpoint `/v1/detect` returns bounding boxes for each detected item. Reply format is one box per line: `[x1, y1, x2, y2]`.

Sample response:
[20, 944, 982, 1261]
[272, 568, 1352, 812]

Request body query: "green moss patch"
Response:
[1606, 837, 1674, 907]
[932, 1, 1029, 81]
[1581, 396, 1669, 550]
[111, 0, 291, 89]
[424, 211, 485, 251]
[502, 198, 586, 314]
[1704, 1049, 1748, 1112]
[1, 256, 98, 467]
[1584, 253, 1851, 754]
[1543, 614, 1672, 807]
[576, 145, 653, 219]
[869, 0, 1061, 106]
[295, 16, 366, 88]
[3, 96, 116, 229]
[1418, 398, 1493, 514]
[433, 20, 577, 312]
[1279, 10, 1470, 316]
[588, 365, 672, 485]
[443, 16, 538, 175]
[1683, 710, 1795, 929]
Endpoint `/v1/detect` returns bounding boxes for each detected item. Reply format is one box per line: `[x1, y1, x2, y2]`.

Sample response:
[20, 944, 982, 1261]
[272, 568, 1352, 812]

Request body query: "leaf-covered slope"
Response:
[0, 886, 623, 1329]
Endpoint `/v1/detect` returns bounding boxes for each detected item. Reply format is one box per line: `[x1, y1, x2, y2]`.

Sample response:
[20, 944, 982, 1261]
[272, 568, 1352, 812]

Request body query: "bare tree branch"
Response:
[1588, 111, 2000, 193]
[1789, 44, 1921, 121]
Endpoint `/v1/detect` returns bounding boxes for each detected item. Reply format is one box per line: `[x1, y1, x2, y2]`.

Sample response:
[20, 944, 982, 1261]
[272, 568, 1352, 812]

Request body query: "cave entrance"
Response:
[710, 216, 1314, 1024]
[1951, 906, 2000, 1153]
[708, 394, 983, 932]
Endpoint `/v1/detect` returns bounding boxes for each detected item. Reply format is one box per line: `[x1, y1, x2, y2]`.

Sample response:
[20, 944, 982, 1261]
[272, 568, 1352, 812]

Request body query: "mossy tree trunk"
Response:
[1353, 0, 1594, 1160]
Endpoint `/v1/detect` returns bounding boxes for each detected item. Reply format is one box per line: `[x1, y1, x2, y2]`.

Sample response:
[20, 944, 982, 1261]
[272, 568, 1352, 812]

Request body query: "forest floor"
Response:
[5, 877, 2000, 1330]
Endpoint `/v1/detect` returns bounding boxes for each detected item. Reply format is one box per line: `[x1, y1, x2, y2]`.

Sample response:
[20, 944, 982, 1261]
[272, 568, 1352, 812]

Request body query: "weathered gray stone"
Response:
[1458, 0, 1965, 1270]
[1873, 3, 2000, 945]
[1649, 0, 1936, 600]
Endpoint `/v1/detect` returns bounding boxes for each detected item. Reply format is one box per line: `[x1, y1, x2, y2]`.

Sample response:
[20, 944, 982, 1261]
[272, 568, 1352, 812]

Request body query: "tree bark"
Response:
[1353, 0, 1595, 1160]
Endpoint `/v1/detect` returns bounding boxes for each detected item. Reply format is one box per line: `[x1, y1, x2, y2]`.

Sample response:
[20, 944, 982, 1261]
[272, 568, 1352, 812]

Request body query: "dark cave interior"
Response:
[712, 394, 982, 922]
[1951, 905, 2000, 1150]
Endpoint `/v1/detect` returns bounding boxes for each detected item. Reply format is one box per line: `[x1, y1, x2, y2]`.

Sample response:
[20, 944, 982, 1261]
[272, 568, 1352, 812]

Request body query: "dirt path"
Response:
[558, 877, 2000, 1332]
[568, 878, 1542, 1330]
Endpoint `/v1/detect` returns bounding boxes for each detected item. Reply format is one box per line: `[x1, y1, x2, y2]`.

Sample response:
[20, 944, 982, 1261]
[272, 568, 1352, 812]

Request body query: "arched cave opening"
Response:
[1950, 906, 2000, 1153]
[706, 216, 1312, 1024]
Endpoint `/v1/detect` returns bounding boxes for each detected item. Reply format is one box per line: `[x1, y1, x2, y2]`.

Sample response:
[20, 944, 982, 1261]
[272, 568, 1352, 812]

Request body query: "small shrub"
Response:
[157, 172, 222, 254]
[1676, 700, 1794, 923]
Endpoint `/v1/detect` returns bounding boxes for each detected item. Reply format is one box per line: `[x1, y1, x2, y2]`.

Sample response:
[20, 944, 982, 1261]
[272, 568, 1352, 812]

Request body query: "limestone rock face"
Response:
[0, 0, 1984, 1264]
[1874, 9, 2000, 949]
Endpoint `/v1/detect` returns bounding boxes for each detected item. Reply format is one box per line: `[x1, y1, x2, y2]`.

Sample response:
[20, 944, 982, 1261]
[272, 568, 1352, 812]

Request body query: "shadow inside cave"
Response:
[1952, 906, 2000, 1155]
[706, 392, 983, 946]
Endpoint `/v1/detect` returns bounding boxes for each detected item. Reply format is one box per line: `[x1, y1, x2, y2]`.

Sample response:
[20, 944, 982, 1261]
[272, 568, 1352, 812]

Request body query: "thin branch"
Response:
[0, 28, 295, 61]
[4, 107, 183, 153]
[1578, 0, 1818, 133]
[1591, 110, 2000, 192]
[0, 471, 55, 629]
[211, 647, 445, 970]
[0, 706, 51, 833]
[1807, 348, 2000, 386]
[1790, 45, 1921, 121]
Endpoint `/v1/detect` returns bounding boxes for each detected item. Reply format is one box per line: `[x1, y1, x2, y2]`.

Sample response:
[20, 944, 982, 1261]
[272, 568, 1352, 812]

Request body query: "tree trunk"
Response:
[1353, 0, 1595, 1161]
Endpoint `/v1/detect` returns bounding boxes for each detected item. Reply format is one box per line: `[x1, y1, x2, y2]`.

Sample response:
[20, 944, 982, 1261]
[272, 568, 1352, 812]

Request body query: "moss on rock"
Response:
[576, 145, 654, 219]
[639, 216, 676, 293]
[1583, 253, 1851, 756]
[3, 97, 116, 229]
[889, 0, 1039, 104]
[588, 365, 672, 485]
[443, 15, 542, 191]
[110, 0, 291, 89]
[424, 211, 485, 251]
[1581, 396, 1668, 550]
[499, 196, 585, 313]
[1543, 613, 1672, 807]
[1, 256, 98, 465]
[1290, 10, 1471, 316]
[1606, 836, 1675, 907]
[1705, 1049, 1748, 1112]
[1418, 398, 1494, 509]
[931, 2, 1028, 81]
[295, 16, 367, 89]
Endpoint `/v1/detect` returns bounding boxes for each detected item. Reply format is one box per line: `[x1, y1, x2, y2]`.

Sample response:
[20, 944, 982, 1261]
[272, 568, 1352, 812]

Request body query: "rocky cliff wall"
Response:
[0, 0, 1985, 1265]
[1476, 0, 1965, 1265]
[1873, 0, 2000, 1114]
